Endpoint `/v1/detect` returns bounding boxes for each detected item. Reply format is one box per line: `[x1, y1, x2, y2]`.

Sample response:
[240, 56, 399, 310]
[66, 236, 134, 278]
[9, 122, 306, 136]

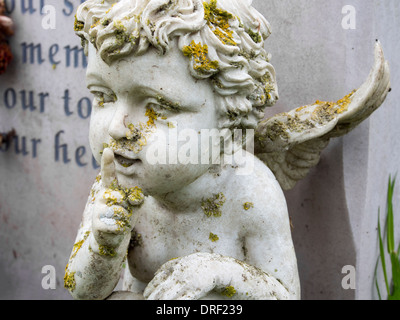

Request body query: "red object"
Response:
[0, 0, 13, 74]
[0, 40, 12, 74]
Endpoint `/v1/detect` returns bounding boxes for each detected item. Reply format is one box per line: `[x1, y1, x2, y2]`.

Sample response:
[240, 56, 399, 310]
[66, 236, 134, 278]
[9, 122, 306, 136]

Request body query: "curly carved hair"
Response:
[75, 0, 278, 130]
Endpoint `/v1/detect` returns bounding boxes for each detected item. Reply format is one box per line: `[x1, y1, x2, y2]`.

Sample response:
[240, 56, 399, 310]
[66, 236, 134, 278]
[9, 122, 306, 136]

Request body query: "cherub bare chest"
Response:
[127, 197, 245, 282]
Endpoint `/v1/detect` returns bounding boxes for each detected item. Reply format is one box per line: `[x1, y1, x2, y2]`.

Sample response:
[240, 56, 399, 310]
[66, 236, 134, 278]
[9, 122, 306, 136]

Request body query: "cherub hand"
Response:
[92, 148, 144, 249]
[143, 253, 218, 300]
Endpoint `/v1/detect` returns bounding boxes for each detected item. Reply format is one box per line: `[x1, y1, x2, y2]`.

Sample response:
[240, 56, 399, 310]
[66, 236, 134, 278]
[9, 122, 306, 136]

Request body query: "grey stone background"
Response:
[0, 0, 399, 300]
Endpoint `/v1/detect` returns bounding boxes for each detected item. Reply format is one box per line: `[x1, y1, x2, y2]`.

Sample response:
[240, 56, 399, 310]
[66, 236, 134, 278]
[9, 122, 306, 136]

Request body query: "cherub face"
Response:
[87, 41, 219, 195]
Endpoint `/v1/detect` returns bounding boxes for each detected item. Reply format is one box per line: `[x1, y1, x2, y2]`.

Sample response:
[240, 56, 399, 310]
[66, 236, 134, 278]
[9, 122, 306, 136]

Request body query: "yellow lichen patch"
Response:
[313, 89, 356, 123]
[295, 105, 308, 113]
[264, 115, 306, 142]
[111, 121, 155, 154]
[201, 192, 226, 217]
[258, 72, 275, 104]
[220, 285, 237, 298]
[64, 269, 76, 292]
[91, 175, 102, 202]
[182, 40, 219, 74]
[108, 178, 120, 191]
[97, 96, 105, 108]
[334, 89, 356, 114]
[105, 3, 117, 15]
[294, 90, 356, 123]
[113, 205, 130, 222]
[99, 143, 109, 156]
[113, 20, 135, 46]
[101, 182, 144, 231]
[103, 190, 121, 206]
[99, 245, 117, 257]
[91, 18, 101, 29]
[90, 188, 97, 203]
[203, 0, 236, 46]
[169, 257, 180, 261]
[125, 123, 141, 141]
[246, 28, 262, 44]
[145, 107, 159, 127]
[74, 15, 84, 32]
[101, 18, 112, 27]
[167, 122, 176, 129]
[71, 231, 91, 260]
[126, 186, 144, 205]
[265, 89, 355, 143]
[209, 232, 220, 242]
[243, 202, 254, 211]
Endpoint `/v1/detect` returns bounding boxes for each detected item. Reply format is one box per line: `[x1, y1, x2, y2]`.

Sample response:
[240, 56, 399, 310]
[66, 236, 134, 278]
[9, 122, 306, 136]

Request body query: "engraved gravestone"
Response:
[0, 0, 98, 299]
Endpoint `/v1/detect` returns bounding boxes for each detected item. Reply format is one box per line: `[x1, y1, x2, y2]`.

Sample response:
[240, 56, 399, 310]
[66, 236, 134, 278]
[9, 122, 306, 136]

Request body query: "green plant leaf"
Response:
[386, 176, 395, 253]
[397, 242, 400, 259]
[375, 175, 400, 300]
[389, 252, 400, 300]
[378, 208, 390, 296]
[374, 258, 382, 300]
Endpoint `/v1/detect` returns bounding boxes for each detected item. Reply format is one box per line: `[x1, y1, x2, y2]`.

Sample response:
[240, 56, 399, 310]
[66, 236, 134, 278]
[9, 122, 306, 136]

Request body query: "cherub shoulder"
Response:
[221, 154, 289, 234]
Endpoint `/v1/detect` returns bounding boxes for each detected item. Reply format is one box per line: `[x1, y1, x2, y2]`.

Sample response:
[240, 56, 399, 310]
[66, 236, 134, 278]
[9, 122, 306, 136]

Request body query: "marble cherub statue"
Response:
[64, 0, 390, 300]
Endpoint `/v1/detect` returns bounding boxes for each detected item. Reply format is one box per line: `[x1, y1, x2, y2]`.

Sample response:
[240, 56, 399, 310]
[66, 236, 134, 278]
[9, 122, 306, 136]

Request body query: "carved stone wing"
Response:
[254, 41, 391, 191]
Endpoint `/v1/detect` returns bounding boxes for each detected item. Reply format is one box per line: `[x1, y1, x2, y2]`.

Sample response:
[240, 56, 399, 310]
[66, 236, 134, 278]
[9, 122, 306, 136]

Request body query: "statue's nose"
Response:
[108, 102, 129, 141]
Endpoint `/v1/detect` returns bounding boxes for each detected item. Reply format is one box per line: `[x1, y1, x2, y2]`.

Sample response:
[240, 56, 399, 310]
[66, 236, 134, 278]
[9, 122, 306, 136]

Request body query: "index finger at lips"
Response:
[101, 148, 116, 187]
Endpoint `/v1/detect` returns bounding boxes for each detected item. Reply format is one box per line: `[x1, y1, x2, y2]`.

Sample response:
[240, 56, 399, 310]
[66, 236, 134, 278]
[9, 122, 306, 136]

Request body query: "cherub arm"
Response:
[64, 206, 130, 300]
[255, 41, 390, 190]
[143, 252, 292, 300]
[64, 149, 144, 300]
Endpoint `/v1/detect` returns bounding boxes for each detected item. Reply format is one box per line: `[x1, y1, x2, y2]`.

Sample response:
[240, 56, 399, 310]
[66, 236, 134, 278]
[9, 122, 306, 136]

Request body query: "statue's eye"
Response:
[147, 102, 166, 113]
[90, 88, 117, 106]
[147, 99, 181, 114]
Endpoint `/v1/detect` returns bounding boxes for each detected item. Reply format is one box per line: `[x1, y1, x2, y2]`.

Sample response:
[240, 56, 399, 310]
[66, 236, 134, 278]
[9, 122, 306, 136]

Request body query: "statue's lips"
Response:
[114, 153, 142, 174]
